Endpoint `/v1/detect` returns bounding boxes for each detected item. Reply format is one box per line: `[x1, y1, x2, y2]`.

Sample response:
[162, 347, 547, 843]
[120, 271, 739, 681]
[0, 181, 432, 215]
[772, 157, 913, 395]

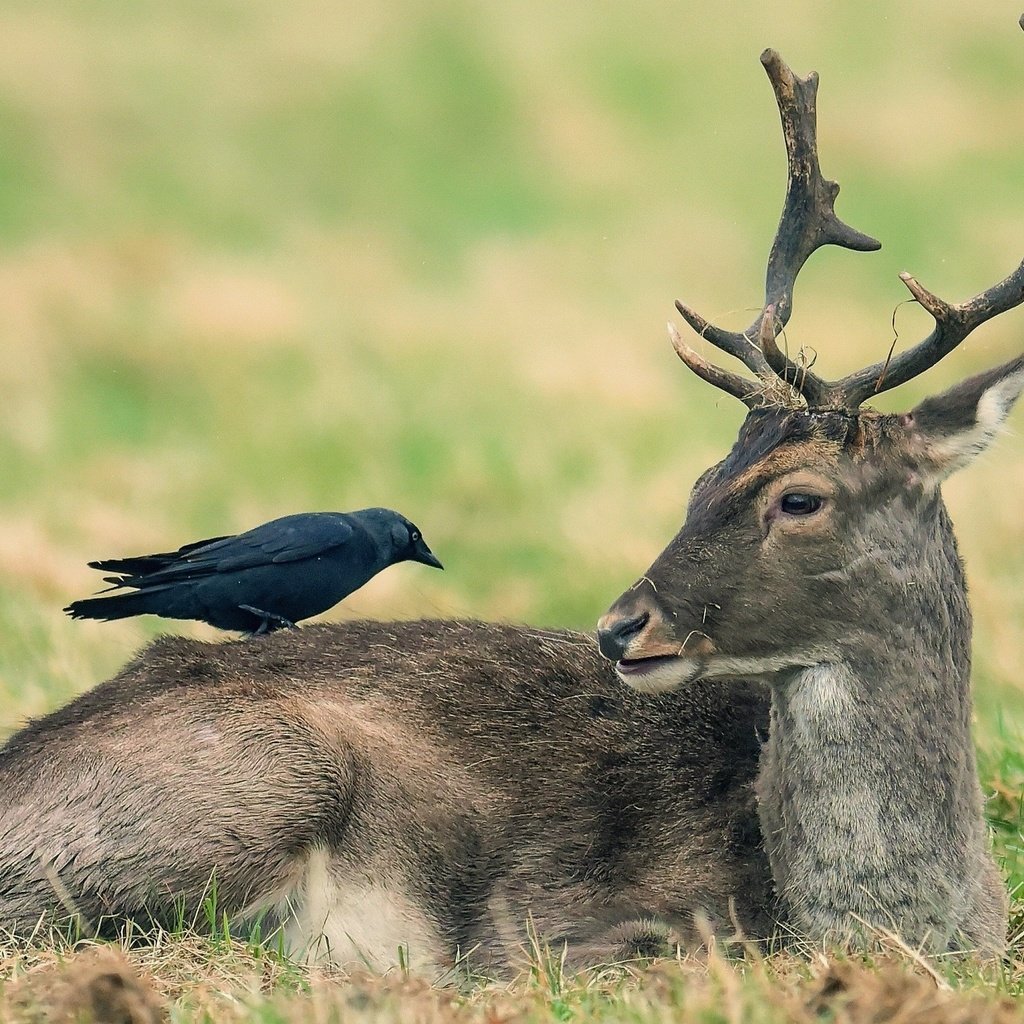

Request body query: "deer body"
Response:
[0, 621, 772, 973]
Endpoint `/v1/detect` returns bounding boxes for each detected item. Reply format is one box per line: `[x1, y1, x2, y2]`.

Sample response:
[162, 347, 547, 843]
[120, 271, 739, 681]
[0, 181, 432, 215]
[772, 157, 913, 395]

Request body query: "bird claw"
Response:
[238, 605, 297, 636]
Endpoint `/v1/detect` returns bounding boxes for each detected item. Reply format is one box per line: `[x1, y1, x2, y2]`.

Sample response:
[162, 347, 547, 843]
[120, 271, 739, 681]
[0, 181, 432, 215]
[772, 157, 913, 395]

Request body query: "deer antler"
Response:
[831, 262, 1024, 408]
[674, 51, 1024, 412]
[673, 49, 881, 409]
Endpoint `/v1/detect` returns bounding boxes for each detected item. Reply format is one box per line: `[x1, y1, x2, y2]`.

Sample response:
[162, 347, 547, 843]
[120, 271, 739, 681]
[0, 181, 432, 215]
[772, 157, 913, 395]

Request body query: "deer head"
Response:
[597, 50, 1024, 695]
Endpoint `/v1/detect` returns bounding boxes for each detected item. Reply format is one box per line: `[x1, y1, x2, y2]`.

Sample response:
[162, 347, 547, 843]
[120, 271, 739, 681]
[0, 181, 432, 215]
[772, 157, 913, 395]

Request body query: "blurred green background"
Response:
[0, 0, 1022, 761]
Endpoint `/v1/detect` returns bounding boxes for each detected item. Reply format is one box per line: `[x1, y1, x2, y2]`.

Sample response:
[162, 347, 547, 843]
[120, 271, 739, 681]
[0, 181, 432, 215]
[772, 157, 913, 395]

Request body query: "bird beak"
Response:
[416, 549, 444, 570]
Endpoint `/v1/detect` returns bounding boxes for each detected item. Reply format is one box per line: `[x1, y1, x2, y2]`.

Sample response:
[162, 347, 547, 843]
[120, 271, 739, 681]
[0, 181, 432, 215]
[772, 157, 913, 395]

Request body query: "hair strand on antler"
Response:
[833, 260, 1024, 408]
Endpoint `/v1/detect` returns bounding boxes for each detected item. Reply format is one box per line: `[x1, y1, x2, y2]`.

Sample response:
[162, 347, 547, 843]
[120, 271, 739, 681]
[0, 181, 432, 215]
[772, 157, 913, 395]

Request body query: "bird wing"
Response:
[88, 535, 233, 577]
[147, 515, 357, 578]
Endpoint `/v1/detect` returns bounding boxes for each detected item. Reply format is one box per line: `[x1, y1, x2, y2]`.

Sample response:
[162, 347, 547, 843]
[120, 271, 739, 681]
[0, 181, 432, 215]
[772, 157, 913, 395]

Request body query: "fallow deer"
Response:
[0, 50, 1020, 973]
[599, 51, 1024, 959]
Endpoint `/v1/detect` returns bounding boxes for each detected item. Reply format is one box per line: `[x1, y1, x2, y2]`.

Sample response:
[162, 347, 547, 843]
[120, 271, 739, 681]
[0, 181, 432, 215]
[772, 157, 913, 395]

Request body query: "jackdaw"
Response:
[64, 508, 442, 634]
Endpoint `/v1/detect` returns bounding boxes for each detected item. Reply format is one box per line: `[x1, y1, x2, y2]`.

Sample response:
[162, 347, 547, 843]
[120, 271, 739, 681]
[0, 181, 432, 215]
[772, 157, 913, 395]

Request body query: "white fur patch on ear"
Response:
[927, 365, 1024, 474]
[976, 365, 1024, 438]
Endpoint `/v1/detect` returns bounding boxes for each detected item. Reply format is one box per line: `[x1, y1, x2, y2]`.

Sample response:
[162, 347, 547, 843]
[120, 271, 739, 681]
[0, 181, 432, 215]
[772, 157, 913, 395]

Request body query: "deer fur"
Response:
[0, 620, 772, 974]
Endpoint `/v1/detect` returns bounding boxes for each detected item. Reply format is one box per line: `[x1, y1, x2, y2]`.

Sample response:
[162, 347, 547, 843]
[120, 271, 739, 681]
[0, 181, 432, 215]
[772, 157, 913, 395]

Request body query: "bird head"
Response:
[385, 513, 443, 570]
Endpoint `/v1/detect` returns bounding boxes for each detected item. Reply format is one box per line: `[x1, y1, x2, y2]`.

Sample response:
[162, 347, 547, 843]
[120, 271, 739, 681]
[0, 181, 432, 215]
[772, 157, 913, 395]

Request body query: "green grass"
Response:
[0, 0, 1023, 1019]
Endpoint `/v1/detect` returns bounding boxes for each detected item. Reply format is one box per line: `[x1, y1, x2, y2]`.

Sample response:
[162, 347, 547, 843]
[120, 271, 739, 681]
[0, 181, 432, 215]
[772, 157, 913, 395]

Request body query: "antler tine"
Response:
[760, 50, 881, 321]
[756, 49, 880, 404]
[673, 50, 881, 408]
[673, 300, 769, 371]
[672, 298, 809, 397]
[835, 259, 1024, 408]
[668, 323, 759, 409]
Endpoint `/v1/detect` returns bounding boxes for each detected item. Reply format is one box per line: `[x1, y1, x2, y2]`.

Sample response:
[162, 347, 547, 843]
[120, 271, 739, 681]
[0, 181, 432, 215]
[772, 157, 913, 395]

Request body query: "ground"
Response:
[0, 1, 1022, 1019]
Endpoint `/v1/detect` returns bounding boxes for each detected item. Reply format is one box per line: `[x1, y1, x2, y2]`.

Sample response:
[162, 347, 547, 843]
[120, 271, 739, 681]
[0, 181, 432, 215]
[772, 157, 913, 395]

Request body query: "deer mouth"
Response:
[616, 654, 679, 676]
[615, 654, 702, 693]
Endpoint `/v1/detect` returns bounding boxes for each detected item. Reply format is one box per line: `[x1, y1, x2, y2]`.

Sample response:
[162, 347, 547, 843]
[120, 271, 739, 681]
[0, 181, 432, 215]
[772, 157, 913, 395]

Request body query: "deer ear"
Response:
[905, 355, 1024, 479]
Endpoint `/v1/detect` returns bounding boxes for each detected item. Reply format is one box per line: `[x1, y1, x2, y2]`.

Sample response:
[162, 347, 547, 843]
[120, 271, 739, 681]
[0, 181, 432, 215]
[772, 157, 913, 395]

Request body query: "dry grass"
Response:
[3, 937, 1024, 1024]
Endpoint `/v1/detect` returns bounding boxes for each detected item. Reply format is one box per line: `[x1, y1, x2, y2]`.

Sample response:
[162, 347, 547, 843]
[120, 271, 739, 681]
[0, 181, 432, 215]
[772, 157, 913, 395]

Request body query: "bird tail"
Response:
[64, 590, 165, 622]
[88, 555, 172, 579]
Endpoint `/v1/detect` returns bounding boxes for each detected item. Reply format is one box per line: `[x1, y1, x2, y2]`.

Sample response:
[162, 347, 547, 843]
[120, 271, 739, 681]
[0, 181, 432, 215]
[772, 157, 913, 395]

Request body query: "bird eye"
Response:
[780, 493, 823, 516]
[411, 531, 420, 542]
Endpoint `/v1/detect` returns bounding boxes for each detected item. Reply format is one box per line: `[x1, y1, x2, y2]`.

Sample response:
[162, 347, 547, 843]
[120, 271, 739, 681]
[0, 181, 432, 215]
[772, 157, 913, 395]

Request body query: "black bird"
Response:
[64, 508, 443, 634]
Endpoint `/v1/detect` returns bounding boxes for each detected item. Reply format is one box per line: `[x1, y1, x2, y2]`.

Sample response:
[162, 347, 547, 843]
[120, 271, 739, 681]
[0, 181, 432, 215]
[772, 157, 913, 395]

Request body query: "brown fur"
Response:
[0, 620, 772, 973]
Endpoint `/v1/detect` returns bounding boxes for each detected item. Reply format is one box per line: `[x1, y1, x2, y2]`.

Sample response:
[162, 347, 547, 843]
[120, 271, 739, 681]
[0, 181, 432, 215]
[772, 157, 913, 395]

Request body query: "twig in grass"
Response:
[42, 862, 97, 939]
[847, 912, 952, 991]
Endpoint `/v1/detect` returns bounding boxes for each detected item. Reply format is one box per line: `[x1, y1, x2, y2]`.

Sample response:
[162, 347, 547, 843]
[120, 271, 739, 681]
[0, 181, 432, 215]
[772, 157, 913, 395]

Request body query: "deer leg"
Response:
[238, 605, 297, 635]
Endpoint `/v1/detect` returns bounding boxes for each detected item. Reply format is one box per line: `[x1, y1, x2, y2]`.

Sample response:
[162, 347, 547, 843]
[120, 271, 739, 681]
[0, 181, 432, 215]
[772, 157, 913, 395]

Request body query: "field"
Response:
[1, 1, 1023, 1020]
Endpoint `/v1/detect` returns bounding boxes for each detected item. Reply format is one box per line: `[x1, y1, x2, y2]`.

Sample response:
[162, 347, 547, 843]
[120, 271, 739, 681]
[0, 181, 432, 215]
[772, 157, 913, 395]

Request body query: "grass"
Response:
[0, 0, 1023, 1019]
[5, 932, 1024, 1024]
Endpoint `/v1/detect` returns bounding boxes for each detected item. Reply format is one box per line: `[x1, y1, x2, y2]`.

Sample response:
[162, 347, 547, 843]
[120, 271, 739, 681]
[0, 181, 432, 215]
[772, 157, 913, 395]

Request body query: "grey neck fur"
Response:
[754, 496, 1007, 954]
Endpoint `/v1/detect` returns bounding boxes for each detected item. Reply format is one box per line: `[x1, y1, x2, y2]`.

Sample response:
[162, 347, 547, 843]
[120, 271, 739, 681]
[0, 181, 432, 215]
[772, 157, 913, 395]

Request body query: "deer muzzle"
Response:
[596, 610, 649, 661]
[599, 592, 712, 659]
[597, 585, 719, 692]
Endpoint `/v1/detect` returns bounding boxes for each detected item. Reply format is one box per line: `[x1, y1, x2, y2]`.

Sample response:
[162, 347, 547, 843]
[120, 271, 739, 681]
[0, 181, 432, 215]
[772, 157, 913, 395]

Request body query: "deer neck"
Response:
[754, 501, 996, 951]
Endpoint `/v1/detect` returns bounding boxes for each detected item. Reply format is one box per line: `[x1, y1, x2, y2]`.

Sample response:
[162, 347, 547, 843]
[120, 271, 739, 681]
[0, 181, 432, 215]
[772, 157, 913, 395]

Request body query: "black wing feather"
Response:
[88, 535, 233, 577]
[102, 515, 357, 584]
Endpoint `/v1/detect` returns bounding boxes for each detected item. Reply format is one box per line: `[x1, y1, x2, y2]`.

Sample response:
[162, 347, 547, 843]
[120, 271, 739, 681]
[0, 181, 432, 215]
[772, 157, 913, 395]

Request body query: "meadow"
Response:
[0, 1, 1023, 1019]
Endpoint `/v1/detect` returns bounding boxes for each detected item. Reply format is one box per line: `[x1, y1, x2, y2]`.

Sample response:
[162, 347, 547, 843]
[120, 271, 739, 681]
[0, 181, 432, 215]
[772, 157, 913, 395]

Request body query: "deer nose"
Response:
[596, 610, 650, 662]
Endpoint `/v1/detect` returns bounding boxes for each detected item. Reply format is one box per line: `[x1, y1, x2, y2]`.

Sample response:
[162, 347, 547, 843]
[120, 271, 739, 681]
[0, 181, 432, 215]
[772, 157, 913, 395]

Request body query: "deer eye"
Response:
[780, 493, 823, 516]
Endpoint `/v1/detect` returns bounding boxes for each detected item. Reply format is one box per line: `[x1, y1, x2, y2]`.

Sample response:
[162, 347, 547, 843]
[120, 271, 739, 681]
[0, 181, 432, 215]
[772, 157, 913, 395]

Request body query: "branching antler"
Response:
[673, 49, 880, 408]
[831, 261, 1024, 408]
[672, 50, 1024, 412]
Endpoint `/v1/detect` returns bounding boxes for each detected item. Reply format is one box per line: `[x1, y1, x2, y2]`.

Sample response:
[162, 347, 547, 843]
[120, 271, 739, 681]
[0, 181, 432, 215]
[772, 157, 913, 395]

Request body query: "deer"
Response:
[598, 52, 1024, 959]
[0, 50, 1021, 976]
